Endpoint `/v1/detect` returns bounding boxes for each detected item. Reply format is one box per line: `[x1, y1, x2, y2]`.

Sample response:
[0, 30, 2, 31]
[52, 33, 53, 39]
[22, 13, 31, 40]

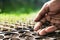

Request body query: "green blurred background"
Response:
[0, 0, 49, 23]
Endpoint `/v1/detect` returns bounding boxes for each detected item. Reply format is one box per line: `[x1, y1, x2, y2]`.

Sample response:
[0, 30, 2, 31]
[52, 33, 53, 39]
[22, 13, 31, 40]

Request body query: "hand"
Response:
[33, 3, 60, 35]
[34, 12, 60, 36]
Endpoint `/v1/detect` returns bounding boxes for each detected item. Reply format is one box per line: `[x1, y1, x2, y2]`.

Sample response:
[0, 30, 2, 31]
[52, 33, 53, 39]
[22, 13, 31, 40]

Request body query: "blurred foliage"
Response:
[0, 0, 49, 13]
[0, 0, 49, 23]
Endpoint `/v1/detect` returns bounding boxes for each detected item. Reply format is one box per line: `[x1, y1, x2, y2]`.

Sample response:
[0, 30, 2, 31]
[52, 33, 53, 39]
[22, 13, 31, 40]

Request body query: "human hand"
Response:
[34, 12, 60, 35]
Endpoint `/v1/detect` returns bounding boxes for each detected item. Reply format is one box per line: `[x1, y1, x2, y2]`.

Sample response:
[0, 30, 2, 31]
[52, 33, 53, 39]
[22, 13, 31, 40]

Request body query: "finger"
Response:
[34, 3, 49, 22]
[45, 26, 57, 33]
[37, 29, 47, 35]
[34, 22, 42, 31]
[34, 18, 46, 31]
[38, 26, 57, 35]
